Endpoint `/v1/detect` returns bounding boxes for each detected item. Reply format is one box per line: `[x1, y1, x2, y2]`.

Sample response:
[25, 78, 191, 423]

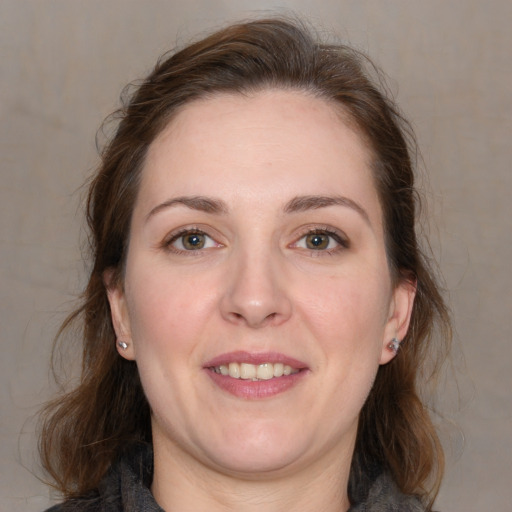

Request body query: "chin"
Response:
[197, 420, 312, 476]
[207, 447, 305, 478]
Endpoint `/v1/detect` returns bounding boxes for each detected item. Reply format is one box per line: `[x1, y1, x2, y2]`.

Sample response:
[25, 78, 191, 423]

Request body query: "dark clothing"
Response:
[45, 445, 425, 512]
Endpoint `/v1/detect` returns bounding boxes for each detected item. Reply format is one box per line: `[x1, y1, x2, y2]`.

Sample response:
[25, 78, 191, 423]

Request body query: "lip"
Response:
[203, 351, 308, 369]
[203, 351, 309, 400]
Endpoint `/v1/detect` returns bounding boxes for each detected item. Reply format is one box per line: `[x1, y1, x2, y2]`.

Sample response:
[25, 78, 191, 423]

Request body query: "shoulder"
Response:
[42, 495, 104, 512]
[42, 500, 100, 512]
[42, 444, 160, 512]
[350, 472, 426, 512]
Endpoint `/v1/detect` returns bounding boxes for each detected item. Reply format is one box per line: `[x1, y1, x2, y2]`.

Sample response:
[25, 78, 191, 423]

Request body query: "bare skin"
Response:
[107, 90, 415, 512]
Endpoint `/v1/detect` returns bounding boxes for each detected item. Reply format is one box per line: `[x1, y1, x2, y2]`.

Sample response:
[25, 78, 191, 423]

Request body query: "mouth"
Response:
[203, 352, 308, 399]
[208, 362, 300, 381]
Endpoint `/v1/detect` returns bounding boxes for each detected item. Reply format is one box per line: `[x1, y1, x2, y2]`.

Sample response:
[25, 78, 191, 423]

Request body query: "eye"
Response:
[292, 229, 349, 253]
[167, 230, 219, 252]
[303, 233, 332, 250]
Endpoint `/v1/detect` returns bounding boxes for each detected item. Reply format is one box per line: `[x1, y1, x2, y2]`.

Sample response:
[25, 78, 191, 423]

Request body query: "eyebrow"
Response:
[146, 196, 228, 222]
[284, 195, 370, 224]
[145, 194, 370, 225]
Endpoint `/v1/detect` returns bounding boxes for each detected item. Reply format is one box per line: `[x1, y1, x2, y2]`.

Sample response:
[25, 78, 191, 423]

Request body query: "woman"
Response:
[40, 17, 451, 512]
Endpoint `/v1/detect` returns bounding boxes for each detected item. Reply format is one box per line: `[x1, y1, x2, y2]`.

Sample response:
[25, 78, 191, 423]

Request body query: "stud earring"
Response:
[387, 337, 400, 353]
[117, 340, 128, 350]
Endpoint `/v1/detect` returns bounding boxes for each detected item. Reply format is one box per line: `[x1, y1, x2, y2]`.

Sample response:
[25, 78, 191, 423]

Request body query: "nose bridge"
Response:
[221, 240, 291, 328]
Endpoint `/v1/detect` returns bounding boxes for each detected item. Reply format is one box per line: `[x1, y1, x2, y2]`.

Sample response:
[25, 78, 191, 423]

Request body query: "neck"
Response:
[151, 437, 353, 512]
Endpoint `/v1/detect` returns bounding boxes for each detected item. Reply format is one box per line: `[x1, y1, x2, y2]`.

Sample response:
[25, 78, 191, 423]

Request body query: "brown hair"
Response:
[39, 17, 451, 507]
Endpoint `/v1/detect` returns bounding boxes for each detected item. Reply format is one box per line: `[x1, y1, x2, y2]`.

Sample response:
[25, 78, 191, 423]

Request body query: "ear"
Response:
[103, 268, 136, 361]
[379, 278, 416, 365]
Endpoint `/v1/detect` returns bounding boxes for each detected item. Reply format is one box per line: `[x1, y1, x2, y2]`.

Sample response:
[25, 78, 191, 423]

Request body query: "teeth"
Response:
[256, 363, 274, 380]
[274, 363, 284, 377]
[214, 362, 298, 380]
[228, 362, 240, 379]
[240, 363, 256, 379]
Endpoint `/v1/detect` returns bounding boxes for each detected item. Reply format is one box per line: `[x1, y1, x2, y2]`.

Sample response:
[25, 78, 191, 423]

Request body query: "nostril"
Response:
[229, 312, 245, 323]
[227, 310, 279, 327]
[221, 280, 293, 328]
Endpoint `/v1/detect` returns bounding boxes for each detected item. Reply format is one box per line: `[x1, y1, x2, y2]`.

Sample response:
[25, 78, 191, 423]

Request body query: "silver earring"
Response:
[387, 337, 400, 353]
[117, 340, 128, 350]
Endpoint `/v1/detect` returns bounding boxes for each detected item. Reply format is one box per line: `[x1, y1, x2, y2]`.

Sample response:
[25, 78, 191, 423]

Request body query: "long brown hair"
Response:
[39, 17, 451, 507]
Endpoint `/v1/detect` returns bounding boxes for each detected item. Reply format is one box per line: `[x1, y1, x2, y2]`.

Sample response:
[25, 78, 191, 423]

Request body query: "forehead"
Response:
[138, 90, 381, 223]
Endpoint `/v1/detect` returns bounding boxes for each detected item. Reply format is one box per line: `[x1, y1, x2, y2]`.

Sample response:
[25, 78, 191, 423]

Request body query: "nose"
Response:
[220, 248, 292, 328]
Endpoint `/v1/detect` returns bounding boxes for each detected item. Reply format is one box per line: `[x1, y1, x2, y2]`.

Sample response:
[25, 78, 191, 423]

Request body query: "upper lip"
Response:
[203, 351, 308, 369]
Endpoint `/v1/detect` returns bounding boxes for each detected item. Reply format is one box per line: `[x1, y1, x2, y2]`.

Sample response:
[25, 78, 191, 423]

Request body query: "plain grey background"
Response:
[1, 1, 511, 510]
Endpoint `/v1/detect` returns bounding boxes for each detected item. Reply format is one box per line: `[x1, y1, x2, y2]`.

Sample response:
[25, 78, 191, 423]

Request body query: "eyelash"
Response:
[292, 227, 350, 255]
[161, 226, 350, 256]
[163, 227, 220, 255]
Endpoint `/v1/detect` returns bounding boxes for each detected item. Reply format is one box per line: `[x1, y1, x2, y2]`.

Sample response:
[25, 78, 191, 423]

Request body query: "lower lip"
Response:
[205, 369, 308, 399]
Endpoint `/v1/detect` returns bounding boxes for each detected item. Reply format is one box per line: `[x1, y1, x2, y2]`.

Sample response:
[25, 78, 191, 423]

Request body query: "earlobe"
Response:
[117, 340, 129, 350]
[103, 268, 136, 361]
[380, 279, 416, 365]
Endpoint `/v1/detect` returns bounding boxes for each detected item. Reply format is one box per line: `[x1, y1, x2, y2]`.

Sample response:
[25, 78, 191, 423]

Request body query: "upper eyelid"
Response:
[164, 225, 221, 242]
[162, 228, 222, 255]
[293, 225, 349, 241]
[160, 227, 209, 251]
[287, 227, 350, 255]
[160, 224, 349, 247]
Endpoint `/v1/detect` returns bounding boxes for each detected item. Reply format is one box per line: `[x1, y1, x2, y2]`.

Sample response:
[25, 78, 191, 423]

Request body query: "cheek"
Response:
[122, 265, 217, 416]
[124, 263, 218, 355]
[296, 270, 391, 342]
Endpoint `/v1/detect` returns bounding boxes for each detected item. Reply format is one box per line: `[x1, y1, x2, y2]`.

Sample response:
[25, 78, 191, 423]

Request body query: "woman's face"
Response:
[108, 90, 414, 478]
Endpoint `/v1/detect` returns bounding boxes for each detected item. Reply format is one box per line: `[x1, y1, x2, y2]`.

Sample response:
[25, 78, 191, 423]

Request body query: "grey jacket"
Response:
[46, 445, 425, 512]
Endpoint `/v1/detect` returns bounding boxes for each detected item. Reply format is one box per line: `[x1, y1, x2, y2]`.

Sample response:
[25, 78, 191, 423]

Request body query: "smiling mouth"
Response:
[209, 362, 300, 381]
